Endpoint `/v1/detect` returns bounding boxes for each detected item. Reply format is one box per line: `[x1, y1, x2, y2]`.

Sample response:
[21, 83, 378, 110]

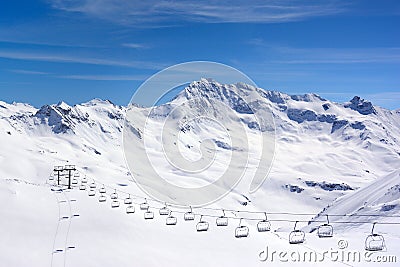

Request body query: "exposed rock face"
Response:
[35, 104, 74, 134]
[345, 96, 377, 115]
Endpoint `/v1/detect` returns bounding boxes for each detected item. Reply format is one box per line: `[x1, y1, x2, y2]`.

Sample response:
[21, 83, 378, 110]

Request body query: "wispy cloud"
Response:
[0, 39, 105, 49]
[7, 68, 146, 81]
[0, 50, 166, 69]
[49, 0, 348, 25]
[122, 43, 149, 49]
[273, 58, 400, 64]
[8, 69, 50, 75]
[272, 47, 400, 64]
[247, 41, 400, 64]
[363, 92, 400, 110]
[57, 74, 147, 81]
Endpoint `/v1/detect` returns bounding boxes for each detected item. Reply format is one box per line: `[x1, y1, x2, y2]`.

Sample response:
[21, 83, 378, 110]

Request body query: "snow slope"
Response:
[308, 170, 400, 232]
[0, 79, 399, 266]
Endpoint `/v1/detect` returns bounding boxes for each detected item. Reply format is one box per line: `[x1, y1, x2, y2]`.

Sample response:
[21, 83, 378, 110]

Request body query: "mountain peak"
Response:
[82, 98, 115, 107]
[199, 77, 216, 83]
[344, 96, 377, 115]
[35, 104, 74, 134]
[183, 79, 331, 103]
[290, 93, 326, 102]
[181, 78, 259, 99]
[56, 101, 72, 111]
[171, 79, 257, 114]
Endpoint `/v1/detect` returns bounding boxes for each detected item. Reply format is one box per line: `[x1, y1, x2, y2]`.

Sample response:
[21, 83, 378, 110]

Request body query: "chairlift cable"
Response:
[71, 169, 400, 224]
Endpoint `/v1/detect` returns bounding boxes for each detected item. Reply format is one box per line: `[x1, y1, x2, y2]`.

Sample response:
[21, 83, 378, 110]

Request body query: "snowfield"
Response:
[0, 79, 399, 266]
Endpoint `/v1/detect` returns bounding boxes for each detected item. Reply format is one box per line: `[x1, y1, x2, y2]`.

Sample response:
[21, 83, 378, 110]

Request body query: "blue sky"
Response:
[0, 0, 399, 109]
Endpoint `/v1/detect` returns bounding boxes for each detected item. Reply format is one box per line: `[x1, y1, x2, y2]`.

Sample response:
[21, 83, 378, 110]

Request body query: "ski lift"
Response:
[111, 200, 120, 208]
[257, 212, 271, 232]
[126, 205, 135, 214]
[140, 199, 149, 210]
[159, 203, 170, 216]
[88, 189, 96, 197]
[196, 216, 209, 232]
[89, 182, 96, 189]
[54, 166, 63, 175]
[81, 177, 88, 184]
[110, 190, 118, 200]
[216, 210, 229, 226]
[99, 194, 107, 203]
[71, 178, 78, 185]
[99, 185, 106, 194]
[166, 211, 177, 226]
[79, 184, 86, 191]
[318, 215, 333, 238]
[235, 218, 249, 238]
[365, 223, 386, 251]
[289, 221, 305, 244]
[184, 206, 195, 221]
[124, 194, 133, 205]
[144, 208, 154, 220]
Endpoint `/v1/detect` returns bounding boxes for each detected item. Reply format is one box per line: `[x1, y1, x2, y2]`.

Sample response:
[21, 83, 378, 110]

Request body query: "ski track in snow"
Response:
[50, 185, 77, 267]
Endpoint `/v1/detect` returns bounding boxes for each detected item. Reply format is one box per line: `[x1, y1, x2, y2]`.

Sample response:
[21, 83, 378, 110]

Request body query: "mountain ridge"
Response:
[0, 78, 395, 111]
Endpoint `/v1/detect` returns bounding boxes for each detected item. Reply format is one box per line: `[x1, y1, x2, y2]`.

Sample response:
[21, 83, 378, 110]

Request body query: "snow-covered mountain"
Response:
[1, 79, 399, 266]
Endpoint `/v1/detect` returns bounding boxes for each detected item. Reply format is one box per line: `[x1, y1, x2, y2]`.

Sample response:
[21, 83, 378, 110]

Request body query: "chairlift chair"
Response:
[235, 218, 249, 238]
[216, 210, 229, 226]
[140, 199, 149, 210]
[365, 223, 386, 251]
[89, 182, 96, 189]
[111, 200, 120, 208]
[196, 216, 209, 232]
[289, 221, 306, 244]
[318, 215, 333, 238]
[144, 208, 154, 220]
[126, 205, 135, 214]
[124, 195, 133, 205]
[99, 194, 107, 203]
[99, 185, 106, 194]
[110, 190, 118, 200]
[88, 189, 96, 197]
[71, 178, 78, 185]
[54, 166, 63, 172]
[81, 177, 88, 184]
[159, 203, 170, 216]
[166, 211, 177, 226]
[184, 206, 195, 221]
[79, 184, 86, 191]
[257, 212, 271, 232]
